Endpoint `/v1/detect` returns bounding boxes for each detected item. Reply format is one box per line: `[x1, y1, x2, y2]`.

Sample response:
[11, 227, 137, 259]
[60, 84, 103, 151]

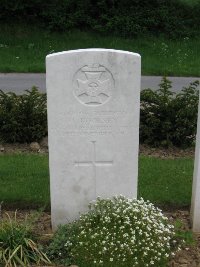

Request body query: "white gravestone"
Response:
[191, 92, 200, 232]
[46, 49, 141, 229]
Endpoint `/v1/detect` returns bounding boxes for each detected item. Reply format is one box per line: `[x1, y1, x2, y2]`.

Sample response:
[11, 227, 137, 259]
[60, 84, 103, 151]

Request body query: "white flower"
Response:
[67, 196, 175, 266]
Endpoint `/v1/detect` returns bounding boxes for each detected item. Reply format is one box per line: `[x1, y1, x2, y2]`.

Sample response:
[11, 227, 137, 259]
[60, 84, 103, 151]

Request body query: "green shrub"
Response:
[47, 196, 178, 267]
[0, 0, 199, 38]
[0, 212, 51, 267]
[140, 77, 199, 147]
[47, 222, 80, 266]
[0, 87, 47, 143]
[174, 220, 195, 247]
[0, 78, 199, 146]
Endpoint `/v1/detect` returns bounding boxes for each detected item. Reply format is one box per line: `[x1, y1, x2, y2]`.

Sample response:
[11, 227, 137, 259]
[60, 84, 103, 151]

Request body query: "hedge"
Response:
[0, 78, 199, 147]
[0, 0, 199, 37]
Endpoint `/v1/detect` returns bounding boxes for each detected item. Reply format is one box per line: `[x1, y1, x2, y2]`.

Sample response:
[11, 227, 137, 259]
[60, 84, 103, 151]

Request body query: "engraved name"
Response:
[52, 110, 135, 136]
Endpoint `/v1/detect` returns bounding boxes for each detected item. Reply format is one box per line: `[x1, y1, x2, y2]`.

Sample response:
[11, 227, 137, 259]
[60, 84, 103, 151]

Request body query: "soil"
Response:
[1, 208, 200, 267]
[140, 144, 195, 159]
[0, 140, 195, 158]
[0, 140, 48, 154]
[0, 140, 199, 266]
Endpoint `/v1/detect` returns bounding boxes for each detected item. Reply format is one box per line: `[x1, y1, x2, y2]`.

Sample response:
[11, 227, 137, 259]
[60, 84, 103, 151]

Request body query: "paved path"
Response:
[0, 73, 199, 94]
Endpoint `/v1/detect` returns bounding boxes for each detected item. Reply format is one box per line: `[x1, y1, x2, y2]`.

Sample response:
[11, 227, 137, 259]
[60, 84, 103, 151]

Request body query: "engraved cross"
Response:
[74, 141, 113, 190]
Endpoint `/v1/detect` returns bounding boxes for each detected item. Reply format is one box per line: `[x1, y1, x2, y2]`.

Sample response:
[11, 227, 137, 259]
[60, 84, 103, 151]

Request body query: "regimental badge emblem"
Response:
[73, 64, 114, 106]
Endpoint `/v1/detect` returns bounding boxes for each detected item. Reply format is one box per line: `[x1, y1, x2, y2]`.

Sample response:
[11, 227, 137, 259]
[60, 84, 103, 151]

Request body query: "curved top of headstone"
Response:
[46, 48, 141, 107]
[46, 48, 141, 59]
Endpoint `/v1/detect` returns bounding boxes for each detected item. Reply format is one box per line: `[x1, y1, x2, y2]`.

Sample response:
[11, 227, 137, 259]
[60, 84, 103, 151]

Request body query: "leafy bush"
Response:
[0, 78, 199, 147]
[0, 212, 51, 267]
[140, 77, 199, 147]
[47, 222, 80, 266]
[0, 87, 47, 143]
[47, 196, 178, 267]
[0, 0, 199, 38]
[174, 220, 195, 247]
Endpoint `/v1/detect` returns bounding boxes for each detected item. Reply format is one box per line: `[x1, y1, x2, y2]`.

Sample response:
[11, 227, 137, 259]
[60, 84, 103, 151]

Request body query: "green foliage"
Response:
[0, 0, 199, 38]
[173, 219, 195, 250]
[0, 78, 199, 147]
[1, 24, 200, 76]
[0, 212, 51, 267]
[48, 196, 178, 267]
[140, 77, 199, 147]
[0, 87, 47, 143]
[47, 222, 80, 266]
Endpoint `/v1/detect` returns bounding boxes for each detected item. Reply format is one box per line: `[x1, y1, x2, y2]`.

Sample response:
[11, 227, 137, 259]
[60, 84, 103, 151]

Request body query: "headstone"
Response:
[46, 49, 141, 229]
[191, 91, 200, 232]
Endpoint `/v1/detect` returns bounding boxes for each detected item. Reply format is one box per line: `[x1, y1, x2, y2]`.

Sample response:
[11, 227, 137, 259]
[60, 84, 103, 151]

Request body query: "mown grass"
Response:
[0, 154, 194, 209]
[0, 154, 50, 208]
[138, 156, 194, 207]
[0, 23, 200, 76]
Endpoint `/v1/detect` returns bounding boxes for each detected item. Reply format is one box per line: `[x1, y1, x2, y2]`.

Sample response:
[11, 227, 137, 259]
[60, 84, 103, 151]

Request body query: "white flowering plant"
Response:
[48, 196, 179, 267]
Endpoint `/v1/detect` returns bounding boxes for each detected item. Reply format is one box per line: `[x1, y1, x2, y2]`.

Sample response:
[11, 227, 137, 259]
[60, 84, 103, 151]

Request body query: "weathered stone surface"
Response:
[191, 93, 200, 232]
[46, 49, 141, 229]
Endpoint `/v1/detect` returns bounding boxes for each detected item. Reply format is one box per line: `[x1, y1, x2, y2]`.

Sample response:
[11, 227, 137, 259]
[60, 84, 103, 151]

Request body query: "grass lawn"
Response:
[0, 154, 50, 208]
[0, 23, 200, 76]
[139, 156, 193, 207]
[0, 154, 194, 209]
